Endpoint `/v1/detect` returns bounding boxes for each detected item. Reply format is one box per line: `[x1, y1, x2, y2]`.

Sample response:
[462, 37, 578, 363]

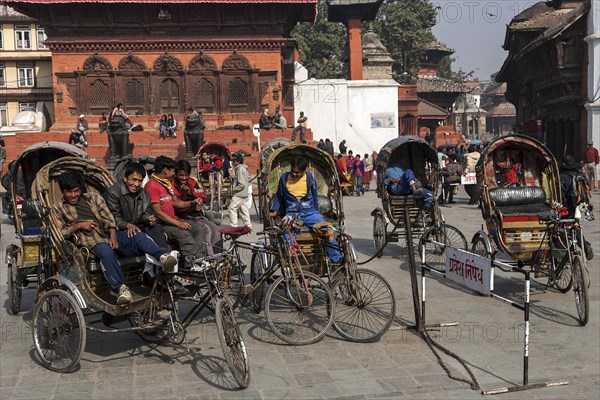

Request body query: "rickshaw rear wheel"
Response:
[7, 264, 22, 315]
[471, 235, 491, 258]
[210, 193, 224, 224]
[553, 257, 573, 293]
[331, 269, 396, 343]
[250, 251, 267, 313]
[215, 298, 251, 388]
[572, 255, 589, 326]
[418, 224, 467, 272]
[372, 212, 386, 258]
[32, 289, 86, 373]
[264, 271, 334, 345]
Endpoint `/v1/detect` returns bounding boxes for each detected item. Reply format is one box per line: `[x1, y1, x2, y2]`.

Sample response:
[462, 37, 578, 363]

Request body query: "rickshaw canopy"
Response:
[9, 142, 89, 198]
[195, 142, 232, 160]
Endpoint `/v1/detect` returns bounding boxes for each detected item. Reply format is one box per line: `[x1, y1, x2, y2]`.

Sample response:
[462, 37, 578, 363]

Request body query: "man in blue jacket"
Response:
[269, 157, 342, 263]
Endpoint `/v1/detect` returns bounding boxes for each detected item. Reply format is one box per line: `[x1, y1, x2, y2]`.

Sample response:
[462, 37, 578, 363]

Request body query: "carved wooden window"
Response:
[125, 79, 144, 107]
[89, 79, 110, 112]
[195, 79, 214, 113]
[229, 78, 248, 106]
[83, 53, 113, 72]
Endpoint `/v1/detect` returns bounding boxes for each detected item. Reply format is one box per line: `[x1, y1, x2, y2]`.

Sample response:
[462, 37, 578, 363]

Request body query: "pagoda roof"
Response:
[417, 99, 449, 118]
[423, 40, 454, 54]
[327, 0, 383, 23]
[417, 75, 469, 94]
[483, 101, 516, 117]
[1, 0, 317, 3]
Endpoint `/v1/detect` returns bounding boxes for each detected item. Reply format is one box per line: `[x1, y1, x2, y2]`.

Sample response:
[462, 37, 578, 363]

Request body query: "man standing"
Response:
[292, 111, 307, 142]
[339, 140, 347, 155]
[145, 156, 208, 267]
[269, 157, 342, 263]
[463, 145, 481, 204]
[583, 140, 599, 191]
[77, 114, 89, 146]
[323, 138, 334, 157]
[229, 152, 252, 229]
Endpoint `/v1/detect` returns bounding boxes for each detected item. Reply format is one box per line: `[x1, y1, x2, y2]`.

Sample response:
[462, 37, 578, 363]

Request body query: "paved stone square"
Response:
[1, 188, 598, 399]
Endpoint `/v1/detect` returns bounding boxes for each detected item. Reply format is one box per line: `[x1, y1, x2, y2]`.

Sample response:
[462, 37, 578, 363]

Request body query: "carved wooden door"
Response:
[160, 78, 179, 114]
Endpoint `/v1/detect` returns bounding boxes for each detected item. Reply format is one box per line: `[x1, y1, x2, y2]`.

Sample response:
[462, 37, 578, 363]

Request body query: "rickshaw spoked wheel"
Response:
[7, 263, 22, 315]
[32, 289, 86, 373]
[215, 298, 251, 388]
[372, 212, 386, 258]
[572, 255, 589, 326]
[418, 224, 467, 272]
[210, 193, 224, 225]
[471, 235, 491, 258]
[250, 251, 267, 313]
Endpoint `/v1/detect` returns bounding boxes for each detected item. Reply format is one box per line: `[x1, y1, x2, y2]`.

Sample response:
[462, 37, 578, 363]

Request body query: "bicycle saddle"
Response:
[219, 226, 252, 238]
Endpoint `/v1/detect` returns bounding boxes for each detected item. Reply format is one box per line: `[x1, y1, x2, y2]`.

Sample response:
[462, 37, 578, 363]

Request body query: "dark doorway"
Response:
[160, 78, 180, 114]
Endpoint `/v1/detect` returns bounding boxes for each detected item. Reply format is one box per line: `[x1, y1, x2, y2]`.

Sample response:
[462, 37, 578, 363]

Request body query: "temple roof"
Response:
[417, 75, 469, 94]
[1, 0, 317, 3]
[327, 0, 383, 23]
[510, 8, 571, 30]
[423, 40, 454, 54]
[483, 101, 516, 117]
[417, 99, 449, 118]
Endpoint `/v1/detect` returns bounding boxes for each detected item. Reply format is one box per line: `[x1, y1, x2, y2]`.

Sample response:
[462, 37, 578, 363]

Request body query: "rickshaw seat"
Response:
[489, 186, 549, 217]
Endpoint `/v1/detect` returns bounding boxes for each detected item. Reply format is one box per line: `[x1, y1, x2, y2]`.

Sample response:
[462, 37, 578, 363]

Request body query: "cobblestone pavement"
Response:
[1, 188, 598, 399]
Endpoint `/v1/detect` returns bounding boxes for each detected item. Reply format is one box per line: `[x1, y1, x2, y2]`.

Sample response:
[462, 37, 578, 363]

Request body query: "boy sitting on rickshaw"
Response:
[268, 157, 342, 264]
[199, 151, 223, 181]
[384, 165, 433, 211]
[52, 172, 178, 305]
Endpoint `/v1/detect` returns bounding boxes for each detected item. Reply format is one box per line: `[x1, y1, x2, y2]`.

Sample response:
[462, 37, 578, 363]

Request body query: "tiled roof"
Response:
[417, 99, 449, 118]
[482, 81, 506, 96]
[423, 40, 454, 53]
[1, 0, 316, 4]
[512, 1, 554, 22]
[417, 75, 468, 93]
[483, 101, 516, 117]
[510, 9, 571, 31]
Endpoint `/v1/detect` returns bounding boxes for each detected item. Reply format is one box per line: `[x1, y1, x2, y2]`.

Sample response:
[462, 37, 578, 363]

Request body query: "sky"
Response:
[431, 0, 536, 81]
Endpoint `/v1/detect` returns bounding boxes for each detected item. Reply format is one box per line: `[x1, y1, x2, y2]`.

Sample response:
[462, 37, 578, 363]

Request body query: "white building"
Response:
[584, 0, 600, 147]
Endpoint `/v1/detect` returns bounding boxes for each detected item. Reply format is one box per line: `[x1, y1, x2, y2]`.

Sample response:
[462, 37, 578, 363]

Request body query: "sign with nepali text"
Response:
[445, 248, 493, 295]
[461, 172, 477, 185]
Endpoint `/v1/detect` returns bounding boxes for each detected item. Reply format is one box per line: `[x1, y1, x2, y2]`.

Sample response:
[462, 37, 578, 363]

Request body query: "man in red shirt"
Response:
[583, 140, 599, 191]
[145, 156, 207, 267]
[173, 159, 222, 255]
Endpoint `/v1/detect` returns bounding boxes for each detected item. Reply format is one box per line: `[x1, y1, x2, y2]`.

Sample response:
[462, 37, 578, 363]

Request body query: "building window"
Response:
[229, 78, 248, 106]
[0, 103, 7, 128]
[17, 63, 35, 87]
[15, 25, 31, 50]
[0, 24, 4, 50]
[36, 25, 47, 50]
[0, 63, 5, 87]
[19, 102, 36, 112]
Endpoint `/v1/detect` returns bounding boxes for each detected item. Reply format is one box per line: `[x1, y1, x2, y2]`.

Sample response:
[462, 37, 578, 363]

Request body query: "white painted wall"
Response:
[294, 65, 399, 156]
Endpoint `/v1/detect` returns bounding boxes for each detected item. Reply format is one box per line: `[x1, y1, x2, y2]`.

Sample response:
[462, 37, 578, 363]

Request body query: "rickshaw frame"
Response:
[195, 141, 233, 224]
[5, 141, 89, 315]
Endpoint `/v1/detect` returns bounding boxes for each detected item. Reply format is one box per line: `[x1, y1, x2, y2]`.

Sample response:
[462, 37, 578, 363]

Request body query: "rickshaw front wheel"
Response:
[32, 289, 86, 373]
[7, 264, 22, 315]
[572, 255, 589, 326]
[215, 298, 251, 388]
[372, 211, 386, 258]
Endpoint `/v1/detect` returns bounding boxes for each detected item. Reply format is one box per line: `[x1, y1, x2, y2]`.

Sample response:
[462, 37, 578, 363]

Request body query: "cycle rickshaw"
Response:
[256, 137, 292, 223]
[471, 134, 589, 325]
[371, 137, 466, 269]
[5, 142, 89, 315]
[257, 143, 396, 342]
[28, 156, 250, 386]
[196, 142, 233, 224]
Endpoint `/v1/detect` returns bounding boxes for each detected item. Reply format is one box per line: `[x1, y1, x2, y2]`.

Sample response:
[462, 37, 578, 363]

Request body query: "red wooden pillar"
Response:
[347, 18, 363, 80]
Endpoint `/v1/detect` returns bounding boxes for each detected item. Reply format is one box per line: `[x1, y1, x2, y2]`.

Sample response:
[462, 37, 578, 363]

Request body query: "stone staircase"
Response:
[1, 126, 314, 176]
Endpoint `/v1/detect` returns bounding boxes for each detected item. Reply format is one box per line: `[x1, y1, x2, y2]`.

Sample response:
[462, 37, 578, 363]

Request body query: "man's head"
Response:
[290, 157, 308, 179]
[154, 156, 176, 179]
[122, 162, 146, 193]
[232, 152, 244, 165]
[588, 141, 594, 147]
[263, 108, 269, 115]
[325, 138, 331, 143]
[175, 159, 192, 183]
[79, 114, 84, 119]
[356, 154, 361, 159]
[348, 150, 353, 156]
[58, 172, 85, 205]
[364, 153, 369, 159]
[300, 111, 304, 117]
[201, 151, 209, 160]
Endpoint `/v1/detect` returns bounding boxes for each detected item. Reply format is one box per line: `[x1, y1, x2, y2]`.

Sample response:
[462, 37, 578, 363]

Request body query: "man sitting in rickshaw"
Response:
[52, 172, 178, 305]
[199, 151, 223, 181]
[268, 157, 342, 264]
[385, 165, 433, 211]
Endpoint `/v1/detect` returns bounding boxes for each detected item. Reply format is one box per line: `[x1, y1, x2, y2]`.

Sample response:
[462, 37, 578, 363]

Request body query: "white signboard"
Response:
[461, 172, 477, 185]
[445, 247, 494, 295]
[252, 124, 260, 138]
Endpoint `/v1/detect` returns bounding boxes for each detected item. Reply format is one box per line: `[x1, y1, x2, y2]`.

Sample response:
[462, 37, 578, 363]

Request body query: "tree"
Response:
[292, 1, 347, 79]
[437, 55, 454, 79]
[372, 0, 437, 83]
